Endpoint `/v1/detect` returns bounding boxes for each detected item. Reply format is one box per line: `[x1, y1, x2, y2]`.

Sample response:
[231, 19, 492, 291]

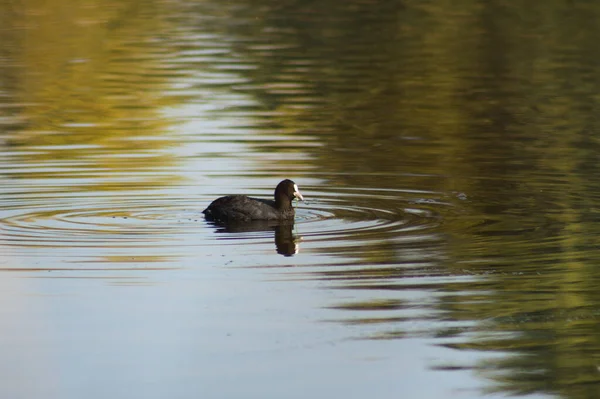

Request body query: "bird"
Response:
[203, 179, 303, 222]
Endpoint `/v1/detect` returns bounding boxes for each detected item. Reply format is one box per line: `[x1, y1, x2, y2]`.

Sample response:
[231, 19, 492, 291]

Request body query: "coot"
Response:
[203, 179, 303, 222]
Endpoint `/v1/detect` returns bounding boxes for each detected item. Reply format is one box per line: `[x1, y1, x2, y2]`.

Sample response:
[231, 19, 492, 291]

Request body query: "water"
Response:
[2, 0, 600, 398]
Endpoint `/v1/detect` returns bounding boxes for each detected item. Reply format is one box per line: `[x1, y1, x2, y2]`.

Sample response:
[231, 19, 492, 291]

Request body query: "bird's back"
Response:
[203, 195, 291, 222]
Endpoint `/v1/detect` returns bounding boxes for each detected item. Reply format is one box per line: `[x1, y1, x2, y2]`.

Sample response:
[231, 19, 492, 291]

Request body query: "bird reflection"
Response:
[207, 220, 301, 257]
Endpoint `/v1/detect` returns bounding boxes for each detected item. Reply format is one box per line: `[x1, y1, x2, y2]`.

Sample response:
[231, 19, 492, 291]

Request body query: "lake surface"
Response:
[2, 0, 600, 398]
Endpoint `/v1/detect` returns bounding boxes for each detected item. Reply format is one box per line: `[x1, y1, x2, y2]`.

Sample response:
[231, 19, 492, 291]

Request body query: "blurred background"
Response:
[2, 0, 600, 398]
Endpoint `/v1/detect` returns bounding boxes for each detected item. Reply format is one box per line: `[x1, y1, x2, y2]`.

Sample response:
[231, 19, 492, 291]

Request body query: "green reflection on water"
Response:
[195, 1, 600, 397]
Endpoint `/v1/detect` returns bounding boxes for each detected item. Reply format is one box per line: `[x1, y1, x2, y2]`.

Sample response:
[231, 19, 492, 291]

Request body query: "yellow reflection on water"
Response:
[0, 0, 189, 188]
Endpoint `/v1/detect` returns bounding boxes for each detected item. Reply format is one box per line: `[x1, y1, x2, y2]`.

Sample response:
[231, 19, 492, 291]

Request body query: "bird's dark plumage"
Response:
[203, 179, 303, 222]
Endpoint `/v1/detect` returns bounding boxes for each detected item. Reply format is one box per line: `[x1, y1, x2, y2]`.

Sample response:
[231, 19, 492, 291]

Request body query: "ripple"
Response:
[198, 186, 458, 261]
[0, 198, 191, 248]
[291, 189, 450, 240]
[1, 186, 458, 259]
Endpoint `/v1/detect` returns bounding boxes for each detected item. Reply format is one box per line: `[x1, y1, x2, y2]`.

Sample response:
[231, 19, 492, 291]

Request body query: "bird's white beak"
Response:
[293, 184, 304, 201]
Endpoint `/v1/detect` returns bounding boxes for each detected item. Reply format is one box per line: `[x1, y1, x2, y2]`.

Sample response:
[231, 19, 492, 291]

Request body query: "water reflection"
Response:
[0, 0, 183, 160]
[3, 0, 600, 398]
[207, 220, 301, 257]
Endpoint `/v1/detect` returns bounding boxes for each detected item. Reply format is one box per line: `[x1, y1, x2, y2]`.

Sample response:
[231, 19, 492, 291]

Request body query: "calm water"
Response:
[2, 0, 600, 398]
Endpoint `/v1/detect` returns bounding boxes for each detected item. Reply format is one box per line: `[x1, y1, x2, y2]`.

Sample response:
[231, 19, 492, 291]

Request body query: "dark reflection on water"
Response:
[2, 0, 600, 398]
[206, 220, 300, 257]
